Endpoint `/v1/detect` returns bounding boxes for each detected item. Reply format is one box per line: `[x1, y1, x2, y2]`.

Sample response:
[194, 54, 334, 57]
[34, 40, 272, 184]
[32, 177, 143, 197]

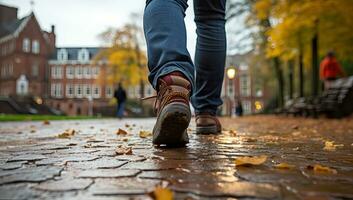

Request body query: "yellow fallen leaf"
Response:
[234, 155, 267, 167]
[139, 130, 152, 138]
[43, 120, 50, 125]
[323, 141, 343, 151]
[58, 129, 75, 139]
[274, 163, 295, 170]
[116, 128, 128, 135]
[307, 164, 337, 174]
[115, 146, 132, 155]
[150, 186, 173, 200]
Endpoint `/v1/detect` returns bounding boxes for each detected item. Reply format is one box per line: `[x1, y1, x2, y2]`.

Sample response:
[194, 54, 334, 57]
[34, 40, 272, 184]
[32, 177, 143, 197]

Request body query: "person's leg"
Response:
[143, 0, 193, 146]
[192, 0, 226, 134]
[144, 0, 194, 89]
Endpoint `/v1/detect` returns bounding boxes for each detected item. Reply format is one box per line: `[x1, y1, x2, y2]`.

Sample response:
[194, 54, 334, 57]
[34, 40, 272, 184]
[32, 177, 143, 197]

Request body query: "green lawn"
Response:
[0, 114, 102, 122]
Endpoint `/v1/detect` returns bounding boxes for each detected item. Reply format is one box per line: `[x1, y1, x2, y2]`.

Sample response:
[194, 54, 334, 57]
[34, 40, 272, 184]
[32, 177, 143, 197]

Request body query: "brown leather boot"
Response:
[151, 72, 191, 146]
[195, 113, 222, 134]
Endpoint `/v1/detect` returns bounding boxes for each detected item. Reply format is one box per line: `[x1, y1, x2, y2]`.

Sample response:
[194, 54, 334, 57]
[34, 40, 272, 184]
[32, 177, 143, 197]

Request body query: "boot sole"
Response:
[196, 126, 220, 135]
[153, 102, 190, 146]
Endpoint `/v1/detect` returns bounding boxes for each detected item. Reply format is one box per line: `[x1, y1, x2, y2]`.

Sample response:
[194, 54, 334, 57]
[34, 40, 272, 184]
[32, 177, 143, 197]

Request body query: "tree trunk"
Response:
[299, 46, 304, 97]
[273, 57, 285, 107]
[288, 60, 294, 99]
[311, 20, 319, 97]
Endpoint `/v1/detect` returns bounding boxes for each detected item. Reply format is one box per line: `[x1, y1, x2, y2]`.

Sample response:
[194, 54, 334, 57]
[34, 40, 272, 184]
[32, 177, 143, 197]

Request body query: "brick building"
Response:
[47, 47, 115, 116]
[221, 52, 269, 116]
[0, 4, 55, 97]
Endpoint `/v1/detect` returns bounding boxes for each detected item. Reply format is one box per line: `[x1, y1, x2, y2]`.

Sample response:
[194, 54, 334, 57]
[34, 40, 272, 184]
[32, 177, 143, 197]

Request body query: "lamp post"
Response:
[226, 66, 236, 116]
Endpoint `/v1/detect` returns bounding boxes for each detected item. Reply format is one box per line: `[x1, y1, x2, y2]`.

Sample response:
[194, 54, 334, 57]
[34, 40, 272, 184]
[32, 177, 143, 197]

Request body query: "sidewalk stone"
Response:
[0, 117, 352, 199]
[34, 178, 93, 191]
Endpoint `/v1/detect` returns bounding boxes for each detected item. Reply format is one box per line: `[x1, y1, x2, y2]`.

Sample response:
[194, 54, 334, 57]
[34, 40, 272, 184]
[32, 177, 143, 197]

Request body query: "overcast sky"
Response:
[0, 0, 246, 56]
[0, 0, 199, 55]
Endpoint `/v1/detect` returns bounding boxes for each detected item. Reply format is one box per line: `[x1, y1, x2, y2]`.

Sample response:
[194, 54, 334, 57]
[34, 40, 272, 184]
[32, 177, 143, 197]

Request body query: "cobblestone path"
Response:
[0, 116, 352, 199]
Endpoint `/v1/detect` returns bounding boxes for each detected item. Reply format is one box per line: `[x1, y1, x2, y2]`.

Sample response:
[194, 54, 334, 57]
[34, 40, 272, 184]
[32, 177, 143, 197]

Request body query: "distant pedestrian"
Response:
[235, 100, 243, 117]
[114, 83, 127, 118]
[320, 51, 345, 90]
[143, 0, 226, 146]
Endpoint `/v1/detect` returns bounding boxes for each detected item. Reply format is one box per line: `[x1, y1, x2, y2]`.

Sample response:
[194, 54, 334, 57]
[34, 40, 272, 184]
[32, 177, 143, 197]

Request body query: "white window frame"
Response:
[75, 66, 83, 79]
[51, 83, 62, 98]
[78, 48, 90, 62]
[32, 40, 40, 54]
[243, 100, 251, 114]
[83, 84, 92, 97]
[23, 38, 30, 52]
[240, 74, 251, 97]
[83, 66, 91, 79]
[92, 84, 101, 98]
[57, 49, 68, 61]
[66, 66, 74, 79]
[66, 84, 74, 98]
[51, 66, 63, 79]
[92, 66, 100, 78]
[75, 84, 83, 98]
[105, 86, 113, 98]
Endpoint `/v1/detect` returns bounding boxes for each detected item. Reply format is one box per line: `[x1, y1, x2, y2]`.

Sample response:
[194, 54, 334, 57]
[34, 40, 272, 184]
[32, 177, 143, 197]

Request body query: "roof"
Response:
[0, 14, 32, 43]
[0, 16, 28, 38]
[51, 47, 104, 60]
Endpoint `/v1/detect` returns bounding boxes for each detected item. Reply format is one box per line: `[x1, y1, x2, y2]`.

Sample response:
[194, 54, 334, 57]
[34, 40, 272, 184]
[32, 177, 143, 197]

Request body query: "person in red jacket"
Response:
[320, 51, 345, 90]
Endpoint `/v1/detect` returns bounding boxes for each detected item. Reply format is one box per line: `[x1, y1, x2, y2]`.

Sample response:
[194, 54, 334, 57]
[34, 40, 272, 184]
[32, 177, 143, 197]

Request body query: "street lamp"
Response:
[227, 67, 236, 80]
[226, 66, 236, 116]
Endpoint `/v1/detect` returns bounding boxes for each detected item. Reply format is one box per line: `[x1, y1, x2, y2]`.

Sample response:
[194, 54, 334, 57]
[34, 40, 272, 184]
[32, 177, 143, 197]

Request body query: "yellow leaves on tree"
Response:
[264, 0, 353, 61]
[97, 24, 148, 87]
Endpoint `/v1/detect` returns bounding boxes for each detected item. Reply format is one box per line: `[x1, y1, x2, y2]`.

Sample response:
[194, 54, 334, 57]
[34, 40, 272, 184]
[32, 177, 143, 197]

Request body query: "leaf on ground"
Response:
[115, 146, 132, 155]
[125, 124, 130, 128]
[58, 129, 76, 139]
[323, 141, 343, 151]
[139, 130, 152, 138]
[149, 186, 174, 200]
[234, 155, 267, 167]
[116, 128, 128, 135]
[43, 120, 50, 125]
[274, 163, 295, 170]
[307, 164, 337, 174]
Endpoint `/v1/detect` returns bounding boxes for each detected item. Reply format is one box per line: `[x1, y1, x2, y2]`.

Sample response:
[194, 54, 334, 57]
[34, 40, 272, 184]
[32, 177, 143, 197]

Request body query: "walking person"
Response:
[114, 83, 127, 119]
[143, 0, 226, 145]
[320, 51, 345, 90]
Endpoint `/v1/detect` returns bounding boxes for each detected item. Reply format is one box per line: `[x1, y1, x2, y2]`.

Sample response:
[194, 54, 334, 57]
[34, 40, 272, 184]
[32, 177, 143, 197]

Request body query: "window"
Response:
[92, 66, 100, 78]
[57, 49, 68, 61]
[66, 66, 74, 79]
[240, 74, 251, 97]
[1, 64, 5, 77]
[66, 84, 74, 98]
[32, 40, 40, 54]
[84, 84, 92, 97]
[75, 84, 83, 98]
[227, 79, 234, 97]
[31, 64, 39, 77]
[51, 66, 63, 79]
[242, 100, 251, 114]
[23, 38, 30, 52]
[105, 86, 113, 98]
[8, 63, 13, 76]
[92, 84, 101, 98]
[75, 66, 83, 79]
[51, 83, 62, 98]
[78, 48, 89, 62]
[83, 66, 91, 79]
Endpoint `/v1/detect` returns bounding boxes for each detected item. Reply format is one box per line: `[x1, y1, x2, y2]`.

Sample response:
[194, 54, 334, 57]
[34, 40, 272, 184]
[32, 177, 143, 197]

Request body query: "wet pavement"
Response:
[0, 115, 353, 199]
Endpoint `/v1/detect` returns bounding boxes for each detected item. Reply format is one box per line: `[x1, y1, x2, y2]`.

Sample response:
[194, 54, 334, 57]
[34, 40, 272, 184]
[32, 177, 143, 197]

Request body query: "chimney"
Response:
[51, 25, 55, 33]
[0, 4, 18, 23]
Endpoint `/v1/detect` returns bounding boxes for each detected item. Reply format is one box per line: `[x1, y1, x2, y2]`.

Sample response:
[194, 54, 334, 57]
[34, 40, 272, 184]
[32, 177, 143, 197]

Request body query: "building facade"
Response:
[0, 4, 55, 97]
[221, 52, 269, 116]
[47, 48, 115, 116]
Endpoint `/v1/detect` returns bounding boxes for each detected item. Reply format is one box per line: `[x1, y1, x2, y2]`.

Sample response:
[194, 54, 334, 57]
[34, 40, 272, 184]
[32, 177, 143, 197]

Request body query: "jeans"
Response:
[116, 101, 125, 118]
[144, 0, 226, 115]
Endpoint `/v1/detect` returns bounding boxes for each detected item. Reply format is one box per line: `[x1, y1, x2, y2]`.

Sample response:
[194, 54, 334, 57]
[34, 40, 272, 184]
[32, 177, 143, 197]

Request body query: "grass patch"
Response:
[0, 114, 101, 122]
